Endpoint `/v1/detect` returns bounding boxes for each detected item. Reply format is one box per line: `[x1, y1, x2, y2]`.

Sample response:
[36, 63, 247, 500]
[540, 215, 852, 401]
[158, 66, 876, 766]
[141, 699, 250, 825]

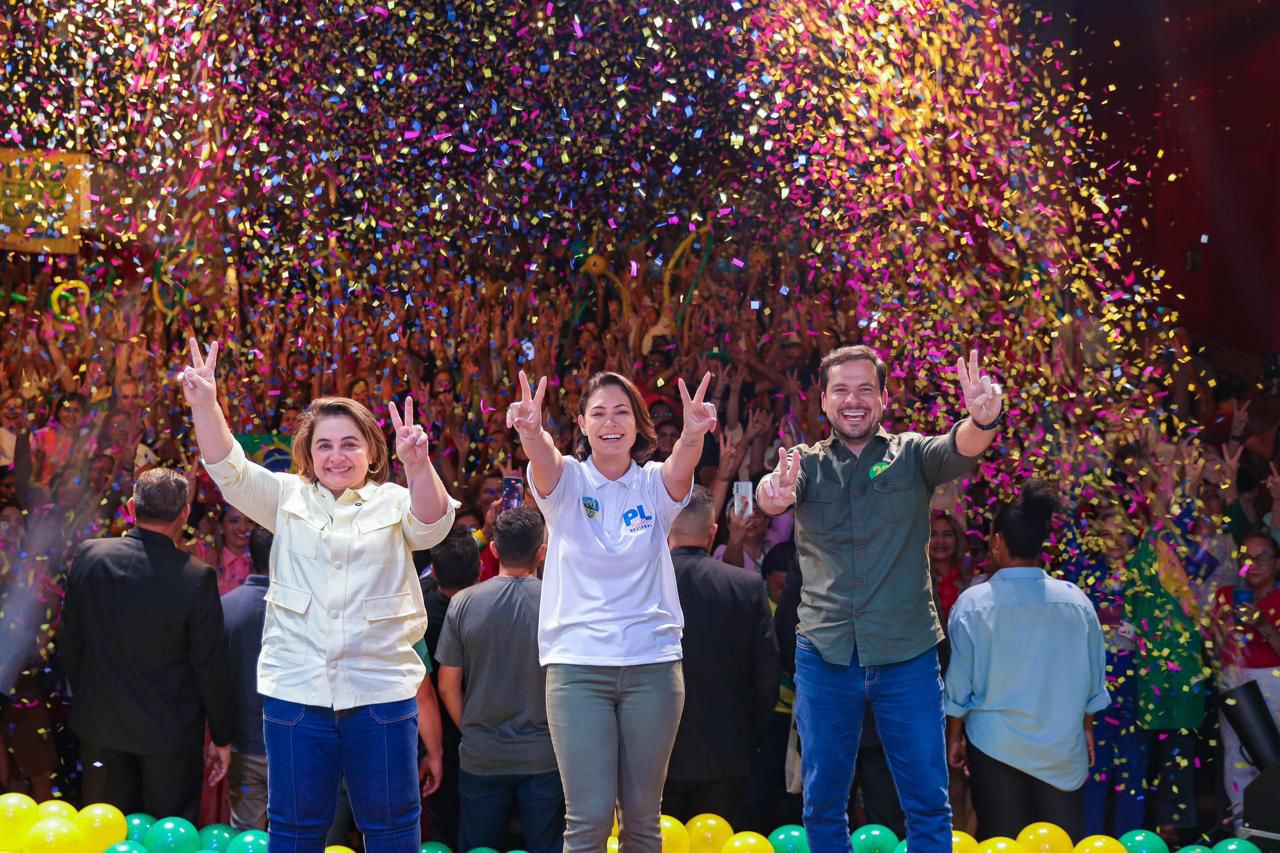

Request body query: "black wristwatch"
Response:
[972, 410, 1004, 431]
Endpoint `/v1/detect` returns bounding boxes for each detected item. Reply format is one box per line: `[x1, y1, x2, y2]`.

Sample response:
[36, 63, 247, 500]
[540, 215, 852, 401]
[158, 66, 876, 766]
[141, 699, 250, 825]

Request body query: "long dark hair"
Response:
[572, 372, 658, 465]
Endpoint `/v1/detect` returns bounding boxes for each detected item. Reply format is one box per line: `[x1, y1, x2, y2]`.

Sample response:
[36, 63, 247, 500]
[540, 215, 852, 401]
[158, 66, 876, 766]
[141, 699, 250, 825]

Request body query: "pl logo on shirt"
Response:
[622, 504, 654, 533]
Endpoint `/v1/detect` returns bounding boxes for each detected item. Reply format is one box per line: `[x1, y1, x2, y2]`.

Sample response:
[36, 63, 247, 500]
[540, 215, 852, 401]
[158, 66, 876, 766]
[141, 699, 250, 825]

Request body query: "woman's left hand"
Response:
[389, 397, 432, 472]
[678, 372, 718, 439]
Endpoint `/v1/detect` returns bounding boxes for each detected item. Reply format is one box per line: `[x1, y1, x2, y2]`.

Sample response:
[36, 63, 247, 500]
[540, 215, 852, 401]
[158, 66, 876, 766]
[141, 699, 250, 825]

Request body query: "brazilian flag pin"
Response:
[869, 461, 889, 480]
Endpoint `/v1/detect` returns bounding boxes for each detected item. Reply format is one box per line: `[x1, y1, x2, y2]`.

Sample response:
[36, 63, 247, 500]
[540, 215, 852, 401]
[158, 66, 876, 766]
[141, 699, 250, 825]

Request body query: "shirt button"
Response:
[334, 560, 344, 569]
[856, 550, 864, 558]
[856, 581, 864, 589]
[330, 609, 339, 619]
[855, 521, 863, 527]
[355, 501, 363, 507]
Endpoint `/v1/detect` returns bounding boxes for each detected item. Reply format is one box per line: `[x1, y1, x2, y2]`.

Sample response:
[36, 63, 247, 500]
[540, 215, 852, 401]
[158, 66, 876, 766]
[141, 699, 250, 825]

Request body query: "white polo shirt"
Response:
[204, 441, 454, 710]
[532, 455, 690, 666]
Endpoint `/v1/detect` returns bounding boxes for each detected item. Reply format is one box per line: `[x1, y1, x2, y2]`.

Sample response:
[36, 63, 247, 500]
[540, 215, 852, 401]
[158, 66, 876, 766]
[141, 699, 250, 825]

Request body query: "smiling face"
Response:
[310, 415, 372, 496]
[578, 383, 637, 462]
[221, 505, 255, 552]
[58, 398, 85, 431]
[821, 359, 886, 447]
[929, 517, 959, 565]
[1242, 536, 1279, 592]
[1, 395, 25, 430]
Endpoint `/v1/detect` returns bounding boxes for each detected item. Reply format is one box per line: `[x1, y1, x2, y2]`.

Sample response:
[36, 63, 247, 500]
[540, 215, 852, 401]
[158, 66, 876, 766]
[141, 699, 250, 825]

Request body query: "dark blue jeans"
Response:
[1082, 651, 1148, 835]
[793, 638, 950, 853]
[457, 769, 565, 853]
[263, 696, 421, 853]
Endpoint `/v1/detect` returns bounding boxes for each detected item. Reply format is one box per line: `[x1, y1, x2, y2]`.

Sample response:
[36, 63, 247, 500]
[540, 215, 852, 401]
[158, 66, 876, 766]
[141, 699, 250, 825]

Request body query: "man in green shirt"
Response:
[756, 345, 1003, 853]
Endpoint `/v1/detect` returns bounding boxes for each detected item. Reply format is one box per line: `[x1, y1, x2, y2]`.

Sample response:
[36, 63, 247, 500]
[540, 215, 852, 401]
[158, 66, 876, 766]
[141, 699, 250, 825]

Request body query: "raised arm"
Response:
[388, 396, 452, 526]
[661, 372, 718, 502]
[181, 337, 235, 464]
[507, 370, 564, 499]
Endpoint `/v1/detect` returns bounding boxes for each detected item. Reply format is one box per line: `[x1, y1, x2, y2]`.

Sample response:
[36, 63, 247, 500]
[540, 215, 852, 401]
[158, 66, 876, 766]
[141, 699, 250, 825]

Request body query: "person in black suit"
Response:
[61, 467, 233, 821]
[663, 485, 780, 828]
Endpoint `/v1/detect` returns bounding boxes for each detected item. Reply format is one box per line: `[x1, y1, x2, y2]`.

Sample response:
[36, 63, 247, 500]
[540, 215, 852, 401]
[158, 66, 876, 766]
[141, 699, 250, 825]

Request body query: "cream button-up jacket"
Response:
[204, 441, 454, 710]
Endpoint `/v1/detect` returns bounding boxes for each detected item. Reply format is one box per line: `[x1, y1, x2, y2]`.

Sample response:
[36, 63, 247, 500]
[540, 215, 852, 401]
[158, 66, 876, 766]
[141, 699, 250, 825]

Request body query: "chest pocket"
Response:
[280, 494, 326, 560]
[800, 483, 845, 528]
[870, 474, 918, 523]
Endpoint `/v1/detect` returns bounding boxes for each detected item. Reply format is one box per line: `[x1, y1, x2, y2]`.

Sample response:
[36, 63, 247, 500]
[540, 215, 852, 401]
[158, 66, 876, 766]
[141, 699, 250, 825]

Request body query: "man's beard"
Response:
[830, 410, 881, 443]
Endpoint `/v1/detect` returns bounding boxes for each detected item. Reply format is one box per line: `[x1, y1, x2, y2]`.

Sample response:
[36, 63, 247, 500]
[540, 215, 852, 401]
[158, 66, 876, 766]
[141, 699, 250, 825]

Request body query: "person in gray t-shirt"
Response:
[437, 506, 564, 853]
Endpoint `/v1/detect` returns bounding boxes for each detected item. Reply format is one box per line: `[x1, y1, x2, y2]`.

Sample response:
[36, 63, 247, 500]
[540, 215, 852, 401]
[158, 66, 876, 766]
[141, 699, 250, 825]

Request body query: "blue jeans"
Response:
[263, 697, 421, 853]
[458, 770, 565, 853]
[1082, 652, 1148, 835]
[793, 639, 950, 853]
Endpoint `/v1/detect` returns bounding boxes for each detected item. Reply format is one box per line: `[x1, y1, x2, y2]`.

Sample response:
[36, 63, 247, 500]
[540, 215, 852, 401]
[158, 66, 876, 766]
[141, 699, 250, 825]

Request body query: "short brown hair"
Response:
[573, 372, 658, 464]
[820, 345, 887, 392]
[291, 397, 390, 484]
[132, 468, 191, 523]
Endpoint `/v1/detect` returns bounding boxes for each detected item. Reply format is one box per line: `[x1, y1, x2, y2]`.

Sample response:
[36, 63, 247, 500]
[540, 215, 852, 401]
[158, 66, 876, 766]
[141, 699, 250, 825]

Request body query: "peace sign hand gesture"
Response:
[179, 337, 220, 407]
[955, 349, 1003, 426]
[389, 397, 432, 472]
[506, 370, 547, 439]
[677, 372, 718, 439]
[762, 447, 800, 506]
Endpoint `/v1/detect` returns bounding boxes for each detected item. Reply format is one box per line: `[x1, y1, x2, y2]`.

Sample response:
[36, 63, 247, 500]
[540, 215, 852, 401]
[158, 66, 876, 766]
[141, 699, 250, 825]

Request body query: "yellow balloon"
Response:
[0, 793, 40, 851]
[977, 838, 1026, 853]
[37, 801, 80, 821]
[661, 815, 691, 853]
[1074, 838, 1127, 853]
[688, 814, 736, 853]
[325, 847, 357, 853]
[954, 832, 980, 853]
[608, 838, 620, 853]
[1018, 824, 1074, 853]
[22, 816, 88, 853]
[613, 812, 620, 837]
[721, 831, 774, 853]
[75, 803, 128, 851]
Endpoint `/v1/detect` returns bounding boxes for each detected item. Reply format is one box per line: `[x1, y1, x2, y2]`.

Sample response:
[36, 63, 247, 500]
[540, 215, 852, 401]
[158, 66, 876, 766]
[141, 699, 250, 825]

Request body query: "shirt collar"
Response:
[820, 427, 891, 460]
[243, 574, 269, 587]
[991, 566, 1047, 581]
[671, 546, 709, 558]
[583, 454, 640, 489]
[126, 527, 177, 548]
[315, 479, 381, 506]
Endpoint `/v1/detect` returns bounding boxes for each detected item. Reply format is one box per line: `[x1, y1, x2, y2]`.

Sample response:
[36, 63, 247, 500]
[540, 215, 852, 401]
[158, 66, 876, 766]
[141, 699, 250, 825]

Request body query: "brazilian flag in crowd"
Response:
[235, 433, 294, 473]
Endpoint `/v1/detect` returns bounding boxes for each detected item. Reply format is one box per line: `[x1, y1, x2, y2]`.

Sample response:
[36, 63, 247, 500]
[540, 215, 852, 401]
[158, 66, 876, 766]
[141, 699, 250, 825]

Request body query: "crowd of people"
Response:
[1, 240, 1279, 850]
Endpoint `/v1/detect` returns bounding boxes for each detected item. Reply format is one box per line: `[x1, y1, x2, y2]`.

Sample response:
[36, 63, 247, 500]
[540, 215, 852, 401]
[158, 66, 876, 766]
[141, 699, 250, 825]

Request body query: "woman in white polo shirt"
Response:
[507, 368, 717, 853]
[179, 338, 454, 853]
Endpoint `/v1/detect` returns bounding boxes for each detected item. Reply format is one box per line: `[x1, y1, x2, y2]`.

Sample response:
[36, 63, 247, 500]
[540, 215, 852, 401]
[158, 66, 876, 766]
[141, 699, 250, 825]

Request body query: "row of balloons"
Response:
[0, 796, 1266, 853]
[611, 816, 1265, 853]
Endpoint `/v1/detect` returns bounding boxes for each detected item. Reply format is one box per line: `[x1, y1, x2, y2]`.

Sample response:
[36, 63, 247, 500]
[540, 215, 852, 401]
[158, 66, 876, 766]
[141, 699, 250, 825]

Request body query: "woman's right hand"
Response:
[179, 337, 220, 408]
[506, 370, 546, 439]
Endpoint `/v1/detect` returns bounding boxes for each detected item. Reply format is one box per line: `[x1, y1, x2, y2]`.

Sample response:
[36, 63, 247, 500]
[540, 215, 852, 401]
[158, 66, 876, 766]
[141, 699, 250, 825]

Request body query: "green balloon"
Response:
[143, 817, 201, 853]
[852, 825, 901, 853]
[199, 824, 237, 853]
[508, 850, 530, 853]
[1176, 847, 1213, 853]
[1120, 831, 1170, 853]
[892, 841, 908, 853]
[227, 829, 270, 853]
[420, 844, 453, 853]
[466, 848, 501, 853]
[769, 824, 810, 853]
[125, 813, 156, 844]
[109, 843, 150, 853]
[1212, 842, 1261, 853]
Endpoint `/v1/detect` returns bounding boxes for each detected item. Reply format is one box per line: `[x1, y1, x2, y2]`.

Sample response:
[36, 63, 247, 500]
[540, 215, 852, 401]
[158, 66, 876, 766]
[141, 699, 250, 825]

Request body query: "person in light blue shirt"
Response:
[944, 480, 1109, 841]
